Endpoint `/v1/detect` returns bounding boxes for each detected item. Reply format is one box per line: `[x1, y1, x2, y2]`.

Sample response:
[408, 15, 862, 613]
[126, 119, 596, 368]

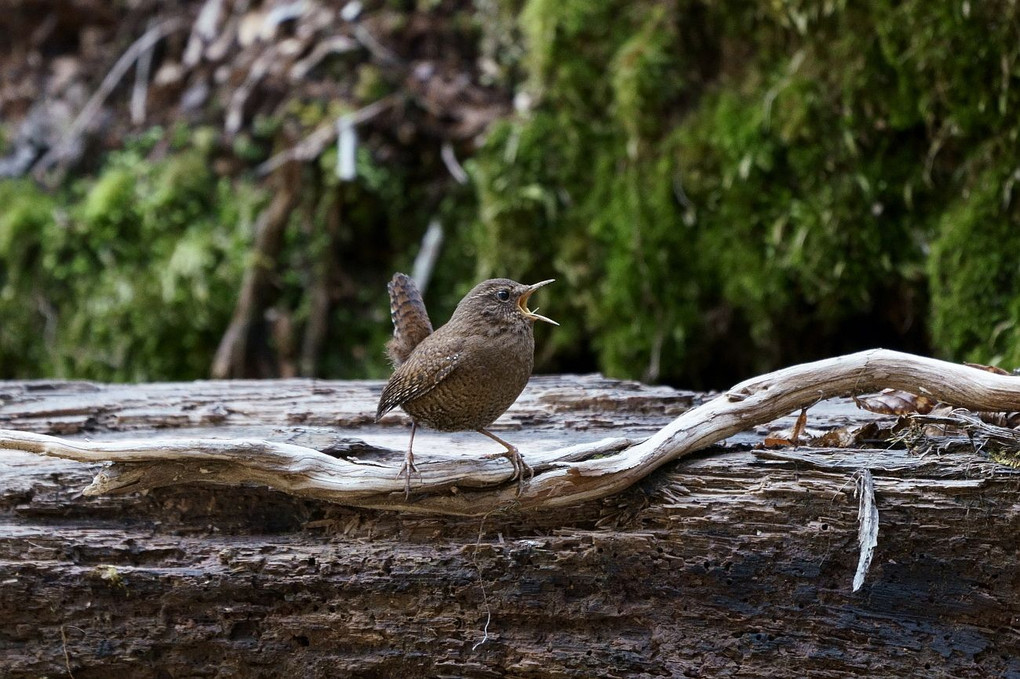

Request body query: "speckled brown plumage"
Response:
[375, 274, 556, 496]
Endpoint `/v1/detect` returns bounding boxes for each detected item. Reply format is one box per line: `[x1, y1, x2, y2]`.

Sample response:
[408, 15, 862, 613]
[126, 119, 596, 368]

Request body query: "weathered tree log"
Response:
[5, 349, 1020, 515]
[1, 350, 1019, 677]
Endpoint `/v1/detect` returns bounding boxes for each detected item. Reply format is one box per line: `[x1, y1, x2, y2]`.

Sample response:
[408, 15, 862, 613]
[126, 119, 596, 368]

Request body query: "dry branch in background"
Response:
[30, 17, 190, 178]
[210, 163, 301, 379]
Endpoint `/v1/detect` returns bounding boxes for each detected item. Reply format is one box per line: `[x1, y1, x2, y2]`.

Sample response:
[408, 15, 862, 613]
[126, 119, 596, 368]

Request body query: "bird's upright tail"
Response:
[385, 272, 433, 367]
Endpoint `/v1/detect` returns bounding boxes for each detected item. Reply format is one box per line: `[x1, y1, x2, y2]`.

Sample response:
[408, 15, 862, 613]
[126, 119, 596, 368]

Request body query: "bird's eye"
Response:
[496, 289, 511, 302]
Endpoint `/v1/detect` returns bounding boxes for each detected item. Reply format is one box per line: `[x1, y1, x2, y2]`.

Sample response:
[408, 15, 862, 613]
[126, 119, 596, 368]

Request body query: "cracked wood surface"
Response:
[1, 355, 1019, 677]
[8, 349, 1020, 515]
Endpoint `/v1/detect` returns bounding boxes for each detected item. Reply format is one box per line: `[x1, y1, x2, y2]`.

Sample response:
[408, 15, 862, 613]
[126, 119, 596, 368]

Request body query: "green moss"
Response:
[0, 181, 59, 377]
[989, 444, 1020, 469]
[675, 61, 931, 364]
[0, 181, 53, 259]
[81, 166, 138, 238]
[929, 158, 1020, 367]
[59, 150, 256, 380]
[470, 0, 1020, 385]
[0, 142, 262, 381]
[587, 145, 698, 380]
[4, 2, 1019, 384]
[609, 4, 682, 152]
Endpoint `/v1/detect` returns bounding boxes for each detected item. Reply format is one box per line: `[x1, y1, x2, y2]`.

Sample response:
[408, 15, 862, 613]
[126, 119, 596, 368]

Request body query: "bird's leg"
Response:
[397, 421, 420, 498]
[477, 428, 533, 495]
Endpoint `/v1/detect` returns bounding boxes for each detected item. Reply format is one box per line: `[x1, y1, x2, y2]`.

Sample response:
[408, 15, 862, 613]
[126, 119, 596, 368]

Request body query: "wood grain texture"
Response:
[5, 349, 1020, 515]
[1, 351, 1019, 677]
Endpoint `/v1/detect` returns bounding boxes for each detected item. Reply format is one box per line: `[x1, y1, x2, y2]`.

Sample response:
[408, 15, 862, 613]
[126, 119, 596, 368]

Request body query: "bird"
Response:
[376, 273, 557, 497]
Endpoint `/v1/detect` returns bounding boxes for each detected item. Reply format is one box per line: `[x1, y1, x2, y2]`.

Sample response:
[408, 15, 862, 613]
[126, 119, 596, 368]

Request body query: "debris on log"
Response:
[1, 350, 1019, 677]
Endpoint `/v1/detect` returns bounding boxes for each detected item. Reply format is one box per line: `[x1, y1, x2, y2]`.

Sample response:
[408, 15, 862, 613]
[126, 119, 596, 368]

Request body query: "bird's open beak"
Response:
[519, 279, 558, 325]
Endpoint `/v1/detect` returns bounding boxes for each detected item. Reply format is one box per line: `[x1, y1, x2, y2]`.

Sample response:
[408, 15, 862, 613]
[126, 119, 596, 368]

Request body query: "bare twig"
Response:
[336, 114, 358, 180]
[353, 24, 401, 65]
[61, 625, 74, 678]
[440, 142, 469, 184]
[211, 164, 301, 378]
[130, 22, 156, 125]
[471, 508, 498, 650]
[256, 95, 397, 176]
[290, 36, 359, 80]
[913, 408, 1020, 446]
[852, 469, 879, 592]
[226, 49, 275, 135]
[32, 18, 189, 178]
[411, 219, 444, 295]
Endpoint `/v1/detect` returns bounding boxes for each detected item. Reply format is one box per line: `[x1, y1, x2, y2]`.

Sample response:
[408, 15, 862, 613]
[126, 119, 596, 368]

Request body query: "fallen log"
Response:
[4, 349, 1020, 514]
[0, 349, 1018, 677]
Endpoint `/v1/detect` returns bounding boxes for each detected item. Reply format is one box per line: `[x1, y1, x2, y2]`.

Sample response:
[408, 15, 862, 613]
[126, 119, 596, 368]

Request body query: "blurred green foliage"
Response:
[472, 0, 1020, 384]
[0, 141, 259, 380]
[930, 158, 1020, 366]
[1, 0, 1018, 384]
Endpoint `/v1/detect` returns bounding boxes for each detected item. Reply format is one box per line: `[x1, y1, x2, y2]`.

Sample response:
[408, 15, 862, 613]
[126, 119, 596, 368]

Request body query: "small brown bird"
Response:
[376, 273, 557, 496]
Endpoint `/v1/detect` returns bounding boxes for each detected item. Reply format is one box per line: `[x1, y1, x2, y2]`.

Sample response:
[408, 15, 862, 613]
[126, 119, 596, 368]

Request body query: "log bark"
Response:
[1, 350, 1019, 677]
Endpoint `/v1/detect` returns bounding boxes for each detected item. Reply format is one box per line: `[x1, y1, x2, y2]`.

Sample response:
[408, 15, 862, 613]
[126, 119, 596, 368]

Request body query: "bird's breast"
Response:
[402, 329, 535, 431]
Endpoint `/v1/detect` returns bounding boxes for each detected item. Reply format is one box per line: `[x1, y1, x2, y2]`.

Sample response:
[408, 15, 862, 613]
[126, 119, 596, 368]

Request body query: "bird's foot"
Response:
[396, 449, 420, 499]
[484, 445, 533, 496]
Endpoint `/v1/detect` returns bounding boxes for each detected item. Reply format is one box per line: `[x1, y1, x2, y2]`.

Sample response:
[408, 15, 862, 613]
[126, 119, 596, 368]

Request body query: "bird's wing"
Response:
[386, 273, 433, 367]
[375, 336, 463, 420]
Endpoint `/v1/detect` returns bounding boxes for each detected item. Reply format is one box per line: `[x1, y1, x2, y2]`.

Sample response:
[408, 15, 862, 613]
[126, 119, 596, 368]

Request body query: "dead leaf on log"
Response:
[808, 424, 878, 449]
[762, 435, 795, 448]
[853, 388, 937, 415]
[764, 418, 903, 450]
[760, 408, 813, 447]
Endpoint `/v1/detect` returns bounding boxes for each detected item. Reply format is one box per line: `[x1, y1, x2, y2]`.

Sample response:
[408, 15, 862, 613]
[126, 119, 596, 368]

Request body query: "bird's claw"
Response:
[396, 450, 420, 499]
[485, 446, 533, 496]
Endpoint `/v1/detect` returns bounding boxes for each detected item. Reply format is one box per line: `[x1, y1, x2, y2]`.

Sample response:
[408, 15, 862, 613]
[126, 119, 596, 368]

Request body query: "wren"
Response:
[376, 273, 557, 496]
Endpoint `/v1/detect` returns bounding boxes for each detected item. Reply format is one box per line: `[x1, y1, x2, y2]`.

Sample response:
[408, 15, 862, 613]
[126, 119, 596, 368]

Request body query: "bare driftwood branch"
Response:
[3, 349, 1019, 516]
[130, 21, 157, 125]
